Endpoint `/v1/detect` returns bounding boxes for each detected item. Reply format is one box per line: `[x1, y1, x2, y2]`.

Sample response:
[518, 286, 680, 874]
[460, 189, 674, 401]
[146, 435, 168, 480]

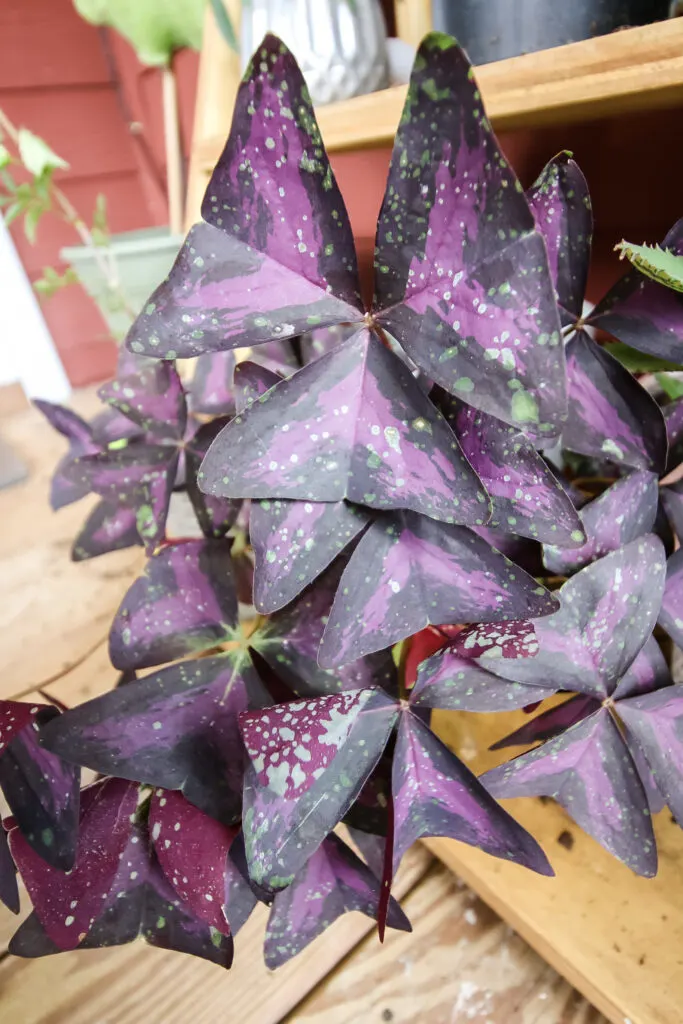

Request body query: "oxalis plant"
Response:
[7, 32, 683, 970]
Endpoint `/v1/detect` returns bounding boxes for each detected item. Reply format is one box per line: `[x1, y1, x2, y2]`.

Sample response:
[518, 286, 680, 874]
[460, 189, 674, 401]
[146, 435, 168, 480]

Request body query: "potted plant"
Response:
[60, 0, 207, 339]
[5, 32, 683, 968]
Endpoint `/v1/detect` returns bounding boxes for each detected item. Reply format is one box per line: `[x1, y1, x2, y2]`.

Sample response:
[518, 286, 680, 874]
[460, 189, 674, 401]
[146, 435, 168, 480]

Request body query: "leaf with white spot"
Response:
[658, 547, 683, 649]
[619, 683, 683, 826]
[98, 362, 186, 442]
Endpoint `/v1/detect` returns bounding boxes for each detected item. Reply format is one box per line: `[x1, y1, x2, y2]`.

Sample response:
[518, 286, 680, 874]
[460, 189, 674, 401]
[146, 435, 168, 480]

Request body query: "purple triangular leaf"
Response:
[0, 825, 19, 915]
[664, 397, 683, 472]
[345, 827, 387, 877]
[449, 621, 539, 660]
[201, 328, 489, 526]
[0, 700, 43, 751]
[34, 399, 100, 510]
[618, 684, 683, 825]
[542, 471, 658, 574]
[98, 362, 186, 442]
[0, 706, 80, 872]
[489, 694, 600, 750]
[126, 35, 362, 361]
[563, 330, 667, 473]
[301, 324, 357, 364]
[190, 351, 236, 416]
[526, 153, 592, 324]
[657, 547, 683, 649]
[485, 535, 666, 699]
[373, 35, 565, 439]
[613, 636, 672, 701]
[482, 709, 657, 875]
[71, 499, 142, 561]
[660, 481, 683, 542]
[89, 406, 144, 446]
[250, 498, 370, 613]
[392, 712, 552, 876]
[319, 511, 558, 667]
[240, 688, 398, 890]
[264, 833, 410, 968]
[233, 359, 282, 414]
[149, 789, 256, 936]
[446, 398, 583, 545]
[41, 651, 269, 824]
[185, 421, 243, 539]
[590, 218, 683, 364]
[109, 539, 238, 671]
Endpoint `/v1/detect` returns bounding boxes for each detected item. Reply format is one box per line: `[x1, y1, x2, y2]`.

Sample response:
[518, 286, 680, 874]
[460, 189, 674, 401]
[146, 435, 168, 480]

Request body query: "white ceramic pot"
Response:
[241, 0, 389, 105]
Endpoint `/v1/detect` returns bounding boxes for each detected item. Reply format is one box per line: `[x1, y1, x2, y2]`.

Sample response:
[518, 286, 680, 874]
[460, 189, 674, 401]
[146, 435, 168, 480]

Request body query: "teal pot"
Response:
[61, 226, 183, 341]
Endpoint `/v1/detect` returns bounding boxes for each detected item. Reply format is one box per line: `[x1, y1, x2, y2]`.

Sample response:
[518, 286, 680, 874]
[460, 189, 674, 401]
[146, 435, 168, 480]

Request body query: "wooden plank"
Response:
[0, 846, 431, 1023]
[427, 708, 683, 1024]
[293, 862, 606, 1024]
[194, 19, 683, 166]
[394, 0, 432, 48]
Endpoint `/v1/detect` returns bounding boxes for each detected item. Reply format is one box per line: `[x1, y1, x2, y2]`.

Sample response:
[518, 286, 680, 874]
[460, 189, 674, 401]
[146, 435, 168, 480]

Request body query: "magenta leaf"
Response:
[200, 328, 488, 526]
[392, 712, 552, 876]
[233, 359, 282, 414]
[98, 362, 186, 442]
[526, 153, 592, 325]
[0, 705, 80, 872]
[71, 499, 141, 562]
[126, 35, 362, 360]
[109, 539, 238, 671]
[185, 421, 243, 539]
[590, 218, 683, 364]
[482, 709, 657, 876]
[189, 351, 236, 416]
[485, 536, 666, 700]
[0, 700, 43, 751]
[563, 330, 667, 473]
[618, 685, 683, 826]
[373, 35, 565, 440]
[450, 621, 539, 660]
[264, 833, 410, 968]
[658, 547, 683, 649]
[0, 826, 19, 915]
[41, 651, 269, 824]
[149, 789, 256, 936]
[240, 688, 398, 890]
[250, 498, 370, 613]
[489, 694, 600, 750]
[542, 471, 658, 574]
[446, 397, 583, 545]
[318, 512, 558, 667]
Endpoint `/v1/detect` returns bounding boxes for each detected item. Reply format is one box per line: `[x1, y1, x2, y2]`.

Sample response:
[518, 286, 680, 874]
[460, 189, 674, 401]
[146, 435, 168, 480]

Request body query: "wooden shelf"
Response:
[195, 19, 683, 171]
[428, 707, 683, 1024]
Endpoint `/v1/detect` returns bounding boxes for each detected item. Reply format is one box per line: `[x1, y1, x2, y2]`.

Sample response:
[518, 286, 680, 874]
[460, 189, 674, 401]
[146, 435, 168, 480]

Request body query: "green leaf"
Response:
[0, 143, 11, 169]
[74, 0, 205, 66]
[656, 373, 683, 400]
[3, 201, 22, 225]
[17, 128, 69, 177]
[604, 341, 683, 374]
[33, 265, 78, 298]
[92, 193, 110, 240]
[23, 206, 42, 244]
[615, 239, 683, 293]
[209, 0, 239, 53]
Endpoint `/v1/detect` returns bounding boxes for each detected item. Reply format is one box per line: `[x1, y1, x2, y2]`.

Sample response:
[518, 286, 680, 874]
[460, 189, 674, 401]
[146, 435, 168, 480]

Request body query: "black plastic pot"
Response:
[431, 0, 672, 65]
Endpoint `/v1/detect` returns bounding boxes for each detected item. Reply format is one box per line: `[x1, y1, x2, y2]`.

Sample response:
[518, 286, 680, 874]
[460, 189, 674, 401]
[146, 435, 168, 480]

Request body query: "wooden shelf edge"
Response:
[196, 19, 683, 166]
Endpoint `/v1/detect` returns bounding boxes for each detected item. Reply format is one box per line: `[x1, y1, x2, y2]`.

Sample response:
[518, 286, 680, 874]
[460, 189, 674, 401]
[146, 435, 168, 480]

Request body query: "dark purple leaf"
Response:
[301, 324, 357, 364]
[342, 755, 393, 837]
[9, 777, 138, 950]
[563, 330, 667, 473]
[526, 153, 592, 325]
[319, 511, 558, 667]
[71, 499, 142, 562]
[485, 535, 666, 700]
[190, 351, 236, 416]
[185, 421, 243, 539]
[240, 688, 398, 890]
[41, 651, 269, 824]
[664, 397, 683, 472]
[0, 700, 43, 751]
[200, 328, 489, 526]
[447, 399, 583, 545]
[89, 406, 143, 446]
[0, 706, 80, 871]
[0, 825, 19, 915]
[98, 362, 186, 442]
[657, 547, 683, 649]
[126, 36, 362, 361]
[542, 471, 658, 574]
[392, 712, 552, 876]
[345, 827, 387, 877]
[233, 359, 282, 414]
[264, 833, 410, 968]
[373, 34, 565, 440]
[34, 399, 100, 510]
[449, 620, 539, 660]
[149, 789, 256, 935]
[109, 539, 238, 671]
[660, 481, 683, 542]
[618, 684, 683, 825]
[250, 498, 370, 613]
[613, 635, 672, 700]
[481, 709, 657, 875]
[247, 339, 299, 376]
[590, 218, 683, 364]
[489, 694, 599, 750]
